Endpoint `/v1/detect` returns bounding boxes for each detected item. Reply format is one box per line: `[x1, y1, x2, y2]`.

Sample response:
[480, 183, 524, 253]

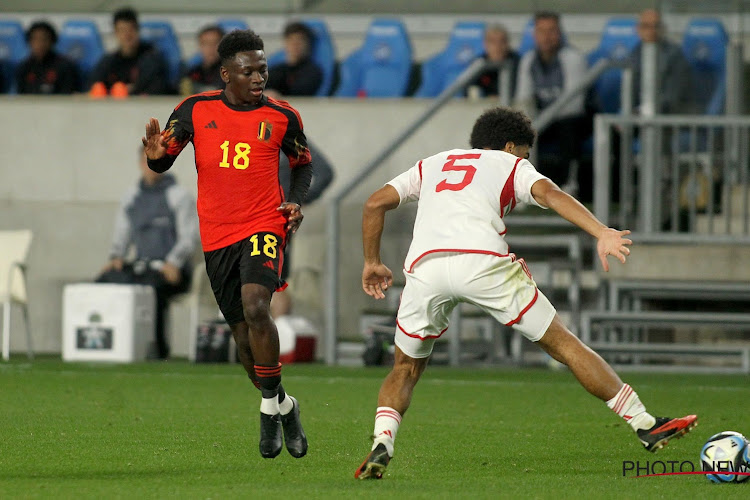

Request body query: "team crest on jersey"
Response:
[257, 120, 272, 141]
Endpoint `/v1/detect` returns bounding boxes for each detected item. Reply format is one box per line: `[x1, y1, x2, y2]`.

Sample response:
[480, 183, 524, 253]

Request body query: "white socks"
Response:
[372, 407, 402, 457]
[606, 383, 656, 431]
[260, 395, 279, 416]
[279, 394, 295, 416]
[261, 394, 295, 416]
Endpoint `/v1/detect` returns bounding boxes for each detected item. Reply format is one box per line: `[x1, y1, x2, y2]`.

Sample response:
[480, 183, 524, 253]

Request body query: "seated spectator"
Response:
[266, 91, 334, 318]
[267, 22, 323, 96]
[514, 11, 587, 189]
[180, 25, 225, 95]
[629, 8, 695, 114]
[470, 24, 519, 99]
[97, 146, 199, 359]
[89, 7, 170, 95]
[16, 21, 79, 94]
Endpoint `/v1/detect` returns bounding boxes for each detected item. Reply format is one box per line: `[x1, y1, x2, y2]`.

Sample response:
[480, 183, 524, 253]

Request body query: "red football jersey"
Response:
[160, 91, 312, 251]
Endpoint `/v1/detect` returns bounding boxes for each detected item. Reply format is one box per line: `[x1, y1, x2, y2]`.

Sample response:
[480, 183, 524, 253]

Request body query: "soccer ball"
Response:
[739, 438, 750, 483]
[700, 431, 748, 483]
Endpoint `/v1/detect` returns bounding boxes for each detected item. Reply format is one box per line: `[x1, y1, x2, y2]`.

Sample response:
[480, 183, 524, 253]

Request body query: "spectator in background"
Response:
[16, 21, 79, 94]
[271, 139, 334, 319]
[514, 11, 587, 190]
[97, 146, 199, 359]
[470, 24, 519, 99]
[630, 8, 695, 114]
[267, 22, 323, 96]
[89, 7, 170, 95]
[180, 25, 225, 95]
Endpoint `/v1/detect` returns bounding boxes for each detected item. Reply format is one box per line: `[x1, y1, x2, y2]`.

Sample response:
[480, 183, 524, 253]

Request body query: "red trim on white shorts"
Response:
[405, 248, 510, 273]
[418, 160, 423, 181]
[396, 319, 448, 341]
[504, 288, 539, 326]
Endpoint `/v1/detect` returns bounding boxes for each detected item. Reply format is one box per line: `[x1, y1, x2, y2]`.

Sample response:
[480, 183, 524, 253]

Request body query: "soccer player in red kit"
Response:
[142, 30, 311, 459]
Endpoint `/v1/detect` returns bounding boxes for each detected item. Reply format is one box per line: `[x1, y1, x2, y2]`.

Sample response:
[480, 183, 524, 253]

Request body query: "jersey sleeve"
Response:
[147, 99, 194, 173]
[514, 159, 549, 209]
[386, 161, 422, 205]
[281, 109, 312, 169]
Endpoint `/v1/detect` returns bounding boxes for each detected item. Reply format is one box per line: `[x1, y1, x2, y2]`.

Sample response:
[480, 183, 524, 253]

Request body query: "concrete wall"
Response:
[0, 96, 488, 355]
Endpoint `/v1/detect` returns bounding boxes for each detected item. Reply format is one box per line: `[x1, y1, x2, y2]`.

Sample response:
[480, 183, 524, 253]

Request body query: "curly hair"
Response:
[469, 107, 535, 150]
[218, 29, 265, 65]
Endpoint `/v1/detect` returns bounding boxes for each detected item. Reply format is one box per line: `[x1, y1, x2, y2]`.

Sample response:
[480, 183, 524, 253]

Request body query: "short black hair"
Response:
[283, 22, 314, 44]
[198, 25, 225, 39]
[26, 20, 57, 44]
[534, 11, 560, 24]
[113, 7, 138, 27]
[217, 29, 265, 65]
[469, 107, 535, 150]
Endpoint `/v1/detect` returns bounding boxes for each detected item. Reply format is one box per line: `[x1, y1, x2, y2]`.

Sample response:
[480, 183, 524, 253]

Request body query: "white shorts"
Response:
[395, 252, 556, 359]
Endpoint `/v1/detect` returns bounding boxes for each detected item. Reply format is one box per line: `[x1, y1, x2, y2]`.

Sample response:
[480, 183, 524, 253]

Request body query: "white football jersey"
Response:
[387, 148, 549, 272]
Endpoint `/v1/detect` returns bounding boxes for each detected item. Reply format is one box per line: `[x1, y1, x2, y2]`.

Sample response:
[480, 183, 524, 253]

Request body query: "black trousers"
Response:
[96, 262, 191, 358]
[536, 115, 587, 187]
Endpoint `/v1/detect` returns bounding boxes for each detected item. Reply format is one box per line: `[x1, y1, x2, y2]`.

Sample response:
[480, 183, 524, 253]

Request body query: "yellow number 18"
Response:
[219, 140, 252, 170]
[249, 234, 278, 258]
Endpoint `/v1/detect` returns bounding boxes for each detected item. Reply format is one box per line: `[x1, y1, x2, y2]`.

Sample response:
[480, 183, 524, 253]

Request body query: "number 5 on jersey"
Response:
[219, 140, 252, 170]
[435, 153, 481, 192]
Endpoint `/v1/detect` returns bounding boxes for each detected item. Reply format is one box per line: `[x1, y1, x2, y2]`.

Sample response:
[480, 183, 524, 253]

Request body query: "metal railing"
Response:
[593, 114, 750, 240]
[323, 57, 618, 364]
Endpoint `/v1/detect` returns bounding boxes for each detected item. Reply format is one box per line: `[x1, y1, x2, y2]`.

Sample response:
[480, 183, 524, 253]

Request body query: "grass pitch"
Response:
[1, 359, 749, 499]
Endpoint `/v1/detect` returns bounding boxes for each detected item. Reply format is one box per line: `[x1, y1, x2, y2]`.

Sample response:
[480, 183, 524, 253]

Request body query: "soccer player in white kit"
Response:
[354, 108, 697, 480]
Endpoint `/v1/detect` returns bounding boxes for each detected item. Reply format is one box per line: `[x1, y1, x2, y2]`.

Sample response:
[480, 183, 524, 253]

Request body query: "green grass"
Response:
[1, 360, 749, 499]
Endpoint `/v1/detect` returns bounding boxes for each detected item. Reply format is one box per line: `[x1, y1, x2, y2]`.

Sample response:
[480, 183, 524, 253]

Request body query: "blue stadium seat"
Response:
[682, 18, 728, 115]
[335, 18, 412, 98]
[139, 20, 182, 87]
[56, 20, 104, 83]
[517, 19, 536, 56]
[415, 21, 485, 98]
[0, 20, 28, 93]
[267, 19, 336, 96]
[587, 17, 639, 113]
[217, 18, 248, 34]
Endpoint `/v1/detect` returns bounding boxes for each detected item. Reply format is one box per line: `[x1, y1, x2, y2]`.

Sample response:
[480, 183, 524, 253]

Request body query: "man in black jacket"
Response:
[89, 7, 169, 95]
[16, 21, 79, 94]
[267, 22, 323, 96]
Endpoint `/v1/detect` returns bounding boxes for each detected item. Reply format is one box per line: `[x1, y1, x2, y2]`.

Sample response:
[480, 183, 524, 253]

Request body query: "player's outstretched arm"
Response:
[361, 186, 400, 299]
[530, 179, 632, 271]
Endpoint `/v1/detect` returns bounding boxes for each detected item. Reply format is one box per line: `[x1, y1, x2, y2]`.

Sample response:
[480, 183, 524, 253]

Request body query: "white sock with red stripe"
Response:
[372, 406, 401, 457]
[606, 383, 655, 431]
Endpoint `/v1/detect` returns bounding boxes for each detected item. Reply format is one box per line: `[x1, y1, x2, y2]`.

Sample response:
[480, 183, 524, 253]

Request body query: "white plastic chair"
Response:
[0, 230, 33, 361]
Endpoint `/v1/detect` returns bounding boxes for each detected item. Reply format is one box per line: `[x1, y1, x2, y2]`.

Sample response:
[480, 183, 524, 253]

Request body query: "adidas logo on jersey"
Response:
[204, 120, 218, 129]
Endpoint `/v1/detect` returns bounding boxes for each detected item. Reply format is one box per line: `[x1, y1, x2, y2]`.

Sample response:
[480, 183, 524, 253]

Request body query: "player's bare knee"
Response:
[241, 291, 271, 323]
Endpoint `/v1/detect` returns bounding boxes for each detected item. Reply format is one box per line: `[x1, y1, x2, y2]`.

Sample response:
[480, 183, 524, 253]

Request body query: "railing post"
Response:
[619, 66, 635, 228]
[726, 41, 743, 116]
[639, 42, 658, 233]
[324, 202, 339, 365]
[498, 61, 512, 107]
[594, 114, 612, 228]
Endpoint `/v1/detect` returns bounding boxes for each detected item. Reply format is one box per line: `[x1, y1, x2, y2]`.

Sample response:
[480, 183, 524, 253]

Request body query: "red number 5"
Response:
[435, 153, 480, 193]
